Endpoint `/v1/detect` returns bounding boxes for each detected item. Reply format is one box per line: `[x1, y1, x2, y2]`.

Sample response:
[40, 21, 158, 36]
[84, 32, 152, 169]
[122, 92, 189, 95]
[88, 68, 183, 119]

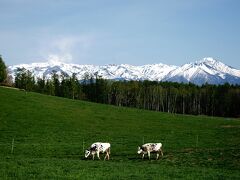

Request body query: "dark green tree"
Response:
[0, 55, 7, 83]
[25, 70, 35, 91]
[36, 77, 46, 93]
[14, 68, 35, 91]
[15, 68, 27, 89]
[51, 71, 61, 96]
[70, 73, 78, 99]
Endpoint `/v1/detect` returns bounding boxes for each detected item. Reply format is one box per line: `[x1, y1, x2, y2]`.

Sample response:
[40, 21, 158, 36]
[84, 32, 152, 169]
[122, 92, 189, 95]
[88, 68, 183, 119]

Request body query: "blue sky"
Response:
[0, 0, 240, 68]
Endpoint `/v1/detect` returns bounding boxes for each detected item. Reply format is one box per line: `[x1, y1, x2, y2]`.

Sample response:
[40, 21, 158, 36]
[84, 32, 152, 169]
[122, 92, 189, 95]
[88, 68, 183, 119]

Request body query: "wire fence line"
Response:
[0, 131, 238, 154]
[1, 141, 239, 151]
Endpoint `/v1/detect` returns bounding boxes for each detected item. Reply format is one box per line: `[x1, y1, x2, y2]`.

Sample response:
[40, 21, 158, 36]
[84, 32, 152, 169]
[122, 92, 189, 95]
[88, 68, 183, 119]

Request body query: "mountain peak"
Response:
[195, 57, 220, 65]
[202, 57, 216, 62]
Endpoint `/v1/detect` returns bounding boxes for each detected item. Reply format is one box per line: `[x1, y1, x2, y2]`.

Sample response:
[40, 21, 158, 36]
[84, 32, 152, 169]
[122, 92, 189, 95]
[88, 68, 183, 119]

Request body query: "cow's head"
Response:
[85, 149, 90, 158]
[137, 146, 143, 154]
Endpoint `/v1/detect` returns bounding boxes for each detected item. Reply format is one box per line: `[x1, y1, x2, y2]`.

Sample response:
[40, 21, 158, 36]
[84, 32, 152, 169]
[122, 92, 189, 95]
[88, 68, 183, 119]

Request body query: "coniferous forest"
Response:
[11, 67, 240, 118]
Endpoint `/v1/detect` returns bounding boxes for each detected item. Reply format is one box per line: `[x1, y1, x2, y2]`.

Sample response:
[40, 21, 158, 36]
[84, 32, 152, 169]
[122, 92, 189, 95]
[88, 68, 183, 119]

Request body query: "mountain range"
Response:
[8, 57, 240, 85]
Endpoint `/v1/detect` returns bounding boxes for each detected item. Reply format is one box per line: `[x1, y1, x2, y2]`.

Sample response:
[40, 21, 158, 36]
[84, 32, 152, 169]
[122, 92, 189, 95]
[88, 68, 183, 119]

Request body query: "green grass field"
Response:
[0, 86, 240, 179]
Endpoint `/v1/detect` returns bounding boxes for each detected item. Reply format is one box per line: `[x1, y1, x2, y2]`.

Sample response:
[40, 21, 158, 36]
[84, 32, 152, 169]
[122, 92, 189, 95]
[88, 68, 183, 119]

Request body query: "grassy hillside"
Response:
[0, 86, 240, 179]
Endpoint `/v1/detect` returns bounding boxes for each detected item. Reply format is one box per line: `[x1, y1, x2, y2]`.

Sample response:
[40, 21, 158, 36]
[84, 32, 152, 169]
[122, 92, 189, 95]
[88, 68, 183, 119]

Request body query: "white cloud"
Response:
[47, 54, 72, 65]
[38, 34, 95, 63]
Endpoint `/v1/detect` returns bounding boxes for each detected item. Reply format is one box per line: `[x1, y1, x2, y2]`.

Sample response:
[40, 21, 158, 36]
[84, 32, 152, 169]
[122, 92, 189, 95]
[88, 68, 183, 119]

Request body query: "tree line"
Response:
[12, 67, 240, 118]
[0, 55, 239, 118]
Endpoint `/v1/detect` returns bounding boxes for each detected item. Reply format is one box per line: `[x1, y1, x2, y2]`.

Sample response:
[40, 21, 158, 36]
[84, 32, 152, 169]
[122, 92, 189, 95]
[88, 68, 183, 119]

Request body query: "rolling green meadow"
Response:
[0, 86, 240, 179]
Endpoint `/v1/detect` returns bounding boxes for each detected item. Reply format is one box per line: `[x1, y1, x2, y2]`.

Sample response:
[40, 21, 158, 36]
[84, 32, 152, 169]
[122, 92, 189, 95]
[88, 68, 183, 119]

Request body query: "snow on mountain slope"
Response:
[8, 59, 177, 82]
[8, 57, 240, 85]
[164, 57, 240, 85]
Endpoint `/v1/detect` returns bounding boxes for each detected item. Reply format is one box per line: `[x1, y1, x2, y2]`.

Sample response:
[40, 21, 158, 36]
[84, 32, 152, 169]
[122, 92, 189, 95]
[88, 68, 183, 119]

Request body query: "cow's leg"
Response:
[156, 152, 159, 160]
[92, 153, 95, 160]
[104, 148, 108, 160]
[97, 151, 101, 160]
[148, 151, 151, 160]
[106, 148, 110, 160]
[160, 148, 163, 156]
[104, 152, 107, 161]
[108, 148, 110, 160]
[142, 153, 145, 159]
[104, 152, 109, 161]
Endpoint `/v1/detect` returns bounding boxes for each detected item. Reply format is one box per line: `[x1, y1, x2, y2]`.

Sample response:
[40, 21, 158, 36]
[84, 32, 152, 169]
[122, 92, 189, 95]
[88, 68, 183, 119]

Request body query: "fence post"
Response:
[196, 135, 199, 148]
[11, 138, 14, 154]
[82, 139, 85, 153]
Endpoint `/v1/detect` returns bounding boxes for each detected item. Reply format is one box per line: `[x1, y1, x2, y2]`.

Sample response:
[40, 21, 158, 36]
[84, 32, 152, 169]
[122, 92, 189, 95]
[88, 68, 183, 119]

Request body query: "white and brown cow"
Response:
[137, 143, 163, 160]
[85, 142, 111, 160]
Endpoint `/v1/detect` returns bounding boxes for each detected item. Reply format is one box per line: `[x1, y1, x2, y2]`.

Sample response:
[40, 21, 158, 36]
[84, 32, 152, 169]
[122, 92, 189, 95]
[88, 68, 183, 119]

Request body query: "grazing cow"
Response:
[137, 143, 163, 160]
[85, 142, 111, 160]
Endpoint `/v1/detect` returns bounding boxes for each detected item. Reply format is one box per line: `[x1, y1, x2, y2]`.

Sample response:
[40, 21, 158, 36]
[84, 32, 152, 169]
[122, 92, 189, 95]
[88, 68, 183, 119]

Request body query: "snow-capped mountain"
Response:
[8, 57, 240, 85]
[8, 60, 177, 82]
[163, 57, 240, 85]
